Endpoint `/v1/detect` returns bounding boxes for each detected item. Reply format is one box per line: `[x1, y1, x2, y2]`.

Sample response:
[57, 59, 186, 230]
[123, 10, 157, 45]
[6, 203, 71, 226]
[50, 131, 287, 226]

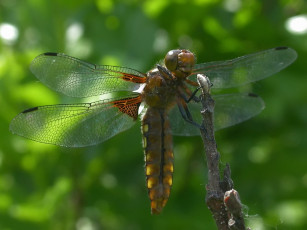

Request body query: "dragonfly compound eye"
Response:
[177, 50, 195, 74]
[165, 49, 181, 71]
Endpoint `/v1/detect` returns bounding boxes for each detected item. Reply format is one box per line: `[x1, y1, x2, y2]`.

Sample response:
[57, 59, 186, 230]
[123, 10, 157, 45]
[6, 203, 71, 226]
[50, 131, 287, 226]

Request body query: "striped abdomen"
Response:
[141, 107, 174, 214]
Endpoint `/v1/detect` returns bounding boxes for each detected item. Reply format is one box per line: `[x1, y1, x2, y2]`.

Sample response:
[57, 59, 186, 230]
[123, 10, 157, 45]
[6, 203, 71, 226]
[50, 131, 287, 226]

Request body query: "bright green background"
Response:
[1, 0, 306, 229]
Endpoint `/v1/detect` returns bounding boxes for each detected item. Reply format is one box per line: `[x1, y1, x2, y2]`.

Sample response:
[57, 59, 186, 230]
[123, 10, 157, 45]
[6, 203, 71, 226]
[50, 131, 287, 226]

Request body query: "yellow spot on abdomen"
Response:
[163, 163, 173, 173]
[147, 177, 158, 189]
[146, 164, 160, 176]
[143, 124, 149, 133]
[163, 174, 173, 186]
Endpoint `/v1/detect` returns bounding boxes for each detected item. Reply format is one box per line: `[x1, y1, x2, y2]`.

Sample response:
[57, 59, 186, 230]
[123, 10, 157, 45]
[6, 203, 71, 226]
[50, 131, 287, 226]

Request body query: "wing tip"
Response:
[275, 46, 288, 50]
[275, 46, 297, 60]
[247, 92, 259, 98]
[22, 107, 38, 113]
[247, 93, 265, 109]
[43, 52, 58, 56]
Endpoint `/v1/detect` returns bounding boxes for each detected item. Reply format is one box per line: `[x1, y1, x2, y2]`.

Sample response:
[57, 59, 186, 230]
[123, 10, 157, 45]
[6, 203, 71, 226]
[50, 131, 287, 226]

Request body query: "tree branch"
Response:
[197, 74, 248, 230]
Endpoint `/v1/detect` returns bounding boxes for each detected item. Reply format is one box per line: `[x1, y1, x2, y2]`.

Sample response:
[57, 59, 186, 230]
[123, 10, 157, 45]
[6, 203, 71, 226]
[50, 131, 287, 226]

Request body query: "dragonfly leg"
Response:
[178, 81, 201, 103]
[187, 76, 213, 103]
[177, 85, 200, 104]
[176, 98, 202, 128]
[156, 64, 175, 81]
[187, 86, 201, 103]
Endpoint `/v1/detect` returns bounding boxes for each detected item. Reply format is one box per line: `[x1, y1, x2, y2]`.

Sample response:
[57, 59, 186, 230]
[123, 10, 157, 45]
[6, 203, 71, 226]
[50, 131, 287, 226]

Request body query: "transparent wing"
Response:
[30, 53, 147, 97]
[191, 47, 297, 88]
[10, 96, 141, 147]
[170, 93, 265, 136]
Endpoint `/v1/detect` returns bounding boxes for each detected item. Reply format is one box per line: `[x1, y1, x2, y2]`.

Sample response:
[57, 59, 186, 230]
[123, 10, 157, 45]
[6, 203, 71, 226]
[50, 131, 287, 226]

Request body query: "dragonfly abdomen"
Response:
[141, 107, 174, 214]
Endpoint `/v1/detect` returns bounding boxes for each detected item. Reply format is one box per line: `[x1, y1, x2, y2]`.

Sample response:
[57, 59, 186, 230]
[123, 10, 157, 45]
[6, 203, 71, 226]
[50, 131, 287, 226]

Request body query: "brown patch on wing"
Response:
[121, 73, 147, 83]
[111, 96, 142, 120]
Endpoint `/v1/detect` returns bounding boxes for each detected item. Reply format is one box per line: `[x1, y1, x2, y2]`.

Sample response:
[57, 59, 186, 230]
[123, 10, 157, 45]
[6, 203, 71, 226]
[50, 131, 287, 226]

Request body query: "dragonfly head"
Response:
[164, 49, 195, 79]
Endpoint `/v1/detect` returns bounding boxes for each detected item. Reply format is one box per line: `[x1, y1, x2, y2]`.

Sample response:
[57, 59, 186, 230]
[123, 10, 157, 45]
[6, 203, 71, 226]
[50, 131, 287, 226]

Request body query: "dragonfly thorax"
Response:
[141, 68, 178, 109]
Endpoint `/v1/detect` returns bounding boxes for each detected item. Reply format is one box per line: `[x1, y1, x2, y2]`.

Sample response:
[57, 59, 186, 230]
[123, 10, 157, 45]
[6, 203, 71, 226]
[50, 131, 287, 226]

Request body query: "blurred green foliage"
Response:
[1, 0, 306, 229]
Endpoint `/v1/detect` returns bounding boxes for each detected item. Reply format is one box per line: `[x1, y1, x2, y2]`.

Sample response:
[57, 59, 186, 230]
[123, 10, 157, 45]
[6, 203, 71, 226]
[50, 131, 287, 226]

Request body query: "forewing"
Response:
[10, 96, 141, 147]
[192, 47, 297, 88]
[30, 53, 147, 97]
[170, 93, 265, 136]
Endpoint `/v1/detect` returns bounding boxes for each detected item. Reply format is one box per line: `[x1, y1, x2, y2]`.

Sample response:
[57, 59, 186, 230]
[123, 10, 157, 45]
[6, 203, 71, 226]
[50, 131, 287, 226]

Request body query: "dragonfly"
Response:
[10, 47, 297, 214]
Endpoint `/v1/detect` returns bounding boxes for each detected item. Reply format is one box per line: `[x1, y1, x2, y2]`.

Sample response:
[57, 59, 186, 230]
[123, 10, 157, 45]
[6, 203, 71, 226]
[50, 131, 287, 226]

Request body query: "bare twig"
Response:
[197, 74, 247, 230]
